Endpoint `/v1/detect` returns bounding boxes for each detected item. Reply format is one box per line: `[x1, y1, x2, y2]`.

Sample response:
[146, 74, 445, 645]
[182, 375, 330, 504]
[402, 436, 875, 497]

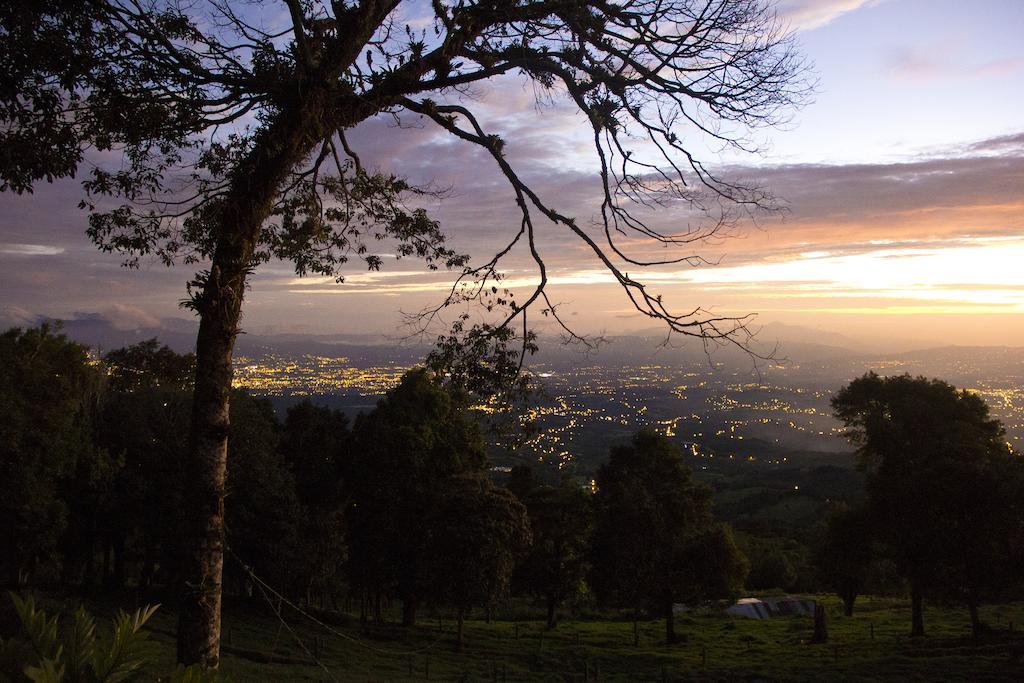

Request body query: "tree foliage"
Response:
[347, 368, 489, 626]
[590, 430, 746, 643]
[0, 325, 103, 586]
[104, 340, 194, 393]
[813, 503, 875, 617]
[430, 479, 530, 651]
[277, 400, 351, 604]
[515, 479, 593, 629]
[832, 372, 1022, 636]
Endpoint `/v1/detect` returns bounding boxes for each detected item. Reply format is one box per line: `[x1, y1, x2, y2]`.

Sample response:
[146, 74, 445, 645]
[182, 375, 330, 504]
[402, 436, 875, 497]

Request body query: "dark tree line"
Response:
[12, 326, 1022, 652]
[816, 373, 1024, 637]
[2, 326, 755, 651]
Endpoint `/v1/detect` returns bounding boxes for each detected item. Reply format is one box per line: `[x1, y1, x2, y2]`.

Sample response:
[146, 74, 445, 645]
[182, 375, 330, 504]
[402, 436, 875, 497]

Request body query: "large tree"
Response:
[346, 368, 489, 627]
[278, 400, 351, 606]
[832, 372, 1018, 637]
[430, 478, 530, 651]
[813, 503, 875, 617]
[590, 430, 747, 644]
[515, 479, 593, 630]
[1, 1, 809, 666]
[0, 325, 104, 586]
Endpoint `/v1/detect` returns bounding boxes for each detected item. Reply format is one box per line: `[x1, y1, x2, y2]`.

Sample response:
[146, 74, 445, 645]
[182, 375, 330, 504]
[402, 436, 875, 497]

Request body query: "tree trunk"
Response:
[841, 587, 856, 617]
[173, 82, 345, 668]
[810, 604, 828, 644]
[102, 543, 111, 585]
[546, 596, 557, 630]
[112, 533, 126, 589]
[910, 582, 925, 637]
[665, 603, 677, 644]
[967, 595, 982, 639]
[176, 292, 241, 669]
[402, 597, 418, 627]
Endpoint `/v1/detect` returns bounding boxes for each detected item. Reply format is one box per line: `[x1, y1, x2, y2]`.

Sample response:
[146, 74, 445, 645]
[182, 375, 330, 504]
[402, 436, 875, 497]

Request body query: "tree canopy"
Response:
[0, 325, 103, 586]
[832, 372, 1022, 636]
[590, 430, 747, 644]
[347, 368, 491, 627]
[514, 478, 594, 630]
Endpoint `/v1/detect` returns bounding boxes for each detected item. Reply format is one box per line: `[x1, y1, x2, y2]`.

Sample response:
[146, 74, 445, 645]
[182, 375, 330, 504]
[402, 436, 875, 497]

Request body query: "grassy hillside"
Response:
[20, 593, 1022, 681]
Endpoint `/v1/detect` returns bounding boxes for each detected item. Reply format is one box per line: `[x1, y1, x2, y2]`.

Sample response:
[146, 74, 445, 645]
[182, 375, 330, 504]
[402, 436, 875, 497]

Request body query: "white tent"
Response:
[725, 596, 817, 619]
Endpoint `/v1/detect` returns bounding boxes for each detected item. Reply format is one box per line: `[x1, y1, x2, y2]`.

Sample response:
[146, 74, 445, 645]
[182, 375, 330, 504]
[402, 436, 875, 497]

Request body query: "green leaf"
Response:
[64, 606, 97, 682]
[90, 604, 160, 683]
[24, 658, 65, 683]
[9, 593, 63, 665]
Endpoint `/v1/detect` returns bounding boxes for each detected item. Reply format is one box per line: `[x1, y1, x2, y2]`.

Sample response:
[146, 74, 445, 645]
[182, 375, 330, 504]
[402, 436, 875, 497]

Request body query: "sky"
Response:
[2, 0, 1023, 350]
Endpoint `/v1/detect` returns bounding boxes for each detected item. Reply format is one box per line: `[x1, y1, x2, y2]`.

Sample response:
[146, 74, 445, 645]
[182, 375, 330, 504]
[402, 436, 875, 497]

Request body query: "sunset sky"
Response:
[2, 0, 1023, 349]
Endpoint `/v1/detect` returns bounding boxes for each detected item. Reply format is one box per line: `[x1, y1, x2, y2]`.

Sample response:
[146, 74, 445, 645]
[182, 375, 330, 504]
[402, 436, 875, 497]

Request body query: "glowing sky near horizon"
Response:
[1, 0, 1023, 348]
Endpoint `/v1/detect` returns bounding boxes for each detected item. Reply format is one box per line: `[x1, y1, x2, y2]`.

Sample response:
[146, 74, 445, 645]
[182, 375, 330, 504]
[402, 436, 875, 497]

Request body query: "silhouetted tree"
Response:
[832, 372, 1014, 637]
[431, 479, 530, 651]
[2, 1, 810, 665]
[935, 447, 1024, 637]
[96, 340, 195, 589]
[590, 430, 746, 644]
[746, 545, 797, 592]
[516, 481, 593, 629]
[0, 325, 103, 586]
[813, 503, 875, 616]
[223, 391, 304, 597]
[279, 400, 351, 604]
[505, 464, 538, 502]
[104, 339, 195, 392]
[280, 401, 350, 509]
[348, 369, 488, 627]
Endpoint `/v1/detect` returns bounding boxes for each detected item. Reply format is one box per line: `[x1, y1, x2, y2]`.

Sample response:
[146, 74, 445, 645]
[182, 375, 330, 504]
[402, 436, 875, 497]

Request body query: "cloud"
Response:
[886, 50, 1024, 85]
[775, 0, 881, 32]
[886, 47, 945, 83]
[95, 304, 163, 330]
[965, 131, 1024, 155]
[3, 121, 1024, 341]
[0, 305, 38, 327]
[0, 243, 65, 256]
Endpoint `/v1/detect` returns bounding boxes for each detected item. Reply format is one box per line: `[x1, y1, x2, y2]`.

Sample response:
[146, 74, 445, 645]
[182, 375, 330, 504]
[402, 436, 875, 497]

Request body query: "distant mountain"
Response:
[43, 315, 199, 354]
[38, 313, 1023, 377]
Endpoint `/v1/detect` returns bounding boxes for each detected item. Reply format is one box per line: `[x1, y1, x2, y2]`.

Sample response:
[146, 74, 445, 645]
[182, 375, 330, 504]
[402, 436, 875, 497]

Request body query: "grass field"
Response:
[28, 593, 1022, 681]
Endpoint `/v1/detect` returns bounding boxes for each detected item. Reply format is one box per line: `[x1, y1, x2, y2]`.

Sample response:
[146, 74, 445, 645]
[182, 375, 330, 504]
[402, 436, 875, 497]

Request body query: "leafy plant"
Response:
[0, 594, 221, 682]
